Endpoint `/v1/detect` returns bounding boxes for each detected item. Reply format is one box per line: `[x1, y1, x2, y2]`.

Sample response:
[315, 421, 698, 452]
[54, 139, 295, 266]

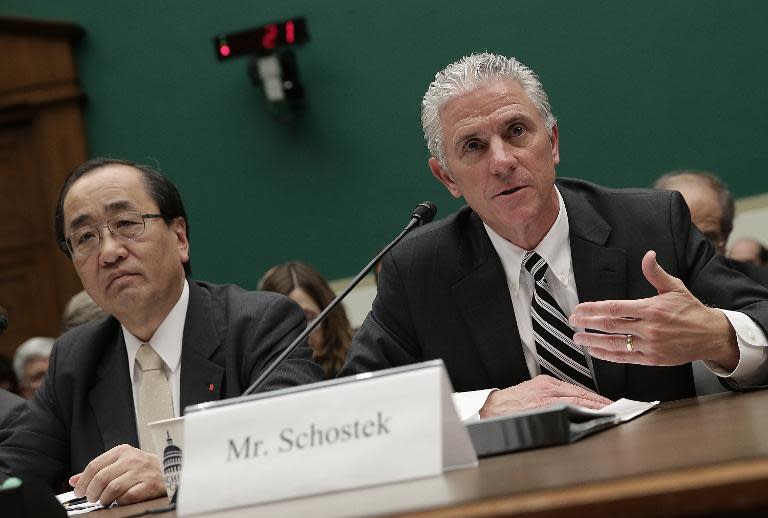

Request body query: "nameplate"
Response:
[176, 360, 477, 516]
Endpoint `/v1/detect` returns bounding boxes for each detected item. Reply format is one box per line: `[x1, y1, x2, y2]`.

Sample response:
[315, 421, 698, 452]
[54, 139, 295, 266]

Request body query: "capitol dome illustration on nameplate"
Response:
[162, 431, 183, 499]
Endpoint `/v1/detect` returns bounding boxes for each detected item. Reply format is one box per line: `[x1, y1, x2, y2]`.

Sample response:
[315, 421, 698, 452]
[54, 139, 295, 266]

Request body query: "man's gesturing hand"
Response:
[69, 444, 166, 506]
[479, 375, 612, 418]
[570, 250, 738, 370]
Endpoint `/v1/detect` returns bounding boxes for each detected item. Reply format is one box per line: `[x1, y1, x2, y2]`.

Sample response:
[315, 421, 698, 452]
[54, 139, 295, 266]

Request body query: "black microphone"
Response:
[243, 201, 437, 396]
[406, 201, 437, 231]
[0, 306, 8, 337]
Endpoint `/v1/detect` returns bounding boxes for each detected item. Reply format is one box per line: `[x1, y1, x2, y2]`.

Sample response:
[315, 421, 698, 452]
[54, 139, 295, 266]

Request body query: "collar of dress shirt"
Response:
[124, 278, 189, 383]
[484, 187, 573, 295]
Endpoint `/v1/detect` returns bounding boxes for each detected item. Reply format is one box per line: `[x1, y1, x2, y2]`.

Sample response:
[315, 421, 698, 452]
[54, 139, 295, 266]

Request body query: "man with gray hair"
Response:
[341, 52, 768, 417]
[653, 171, 734, 254]
[13, 337, 54, 400]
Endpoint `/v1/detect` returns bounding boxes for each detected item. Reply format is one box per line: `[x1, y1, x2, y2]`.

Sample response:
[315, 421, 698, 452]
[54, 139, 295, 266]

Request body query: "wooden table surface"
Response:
[89, 390, 768, 518]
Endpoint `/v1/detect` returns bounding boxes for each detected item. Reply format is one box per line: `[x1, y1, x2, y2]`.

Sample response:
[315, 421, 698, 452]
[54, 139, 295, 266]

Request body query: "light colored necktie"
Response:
[136, 343, 174, 452]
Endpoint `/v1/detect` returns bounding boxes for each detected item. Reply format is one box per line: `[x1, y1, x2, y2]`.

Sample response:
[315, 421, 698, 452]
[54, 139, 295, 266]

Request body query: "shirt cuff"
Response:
[451, 389, 496, 422]
[705, 309, 768, 384]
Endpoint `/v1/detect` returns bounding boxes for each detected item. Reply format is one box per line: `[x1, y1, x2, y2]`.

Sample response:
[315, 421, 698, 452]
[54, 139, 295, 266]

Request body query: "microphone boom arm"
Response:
[243, 202, 435, 396]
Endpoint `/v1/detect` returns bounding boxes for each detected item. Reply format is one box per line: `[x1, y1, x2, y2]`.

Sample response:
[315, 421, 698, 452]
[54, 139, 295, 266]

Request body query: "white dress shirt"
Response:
[123, 279, 189, 424]
[453, 188, 768, 421]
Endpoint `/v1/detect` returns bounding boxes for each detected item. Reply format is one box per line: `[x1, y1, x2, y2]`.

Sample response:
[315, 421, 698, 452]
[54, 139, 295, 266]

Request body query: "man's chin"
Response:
[100, 287, 145, 314]
[482, 203, 539, 227]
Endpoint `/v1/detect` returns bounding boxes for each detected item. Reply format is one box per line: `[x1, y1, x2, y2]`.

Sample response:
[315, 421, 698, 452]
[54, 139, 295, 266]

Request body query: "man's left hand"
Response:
[570, 250, 739, 370]
[69, 444, 166, 506]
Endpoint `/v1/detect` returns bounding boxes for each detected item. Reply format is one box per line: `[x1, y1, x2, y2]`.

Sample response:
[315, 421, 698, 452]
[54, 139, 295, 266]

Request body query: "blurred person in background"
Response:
[13, 337, 54, 399]
[654, 171, 768, 287]
[62, 289, 108, 333]
[259, 261, 353, 378]
[653, 171, 733, 254]
[729, 238, 768, 267]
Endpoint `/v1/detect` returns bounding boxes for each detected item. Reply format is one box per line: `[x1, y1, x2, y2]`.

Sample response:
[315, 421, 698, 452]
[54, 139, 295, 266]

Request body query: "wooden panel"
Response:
[0, 115, 69, 356]
[0, 17, 87, 358]
[0, 115, 47, 251]
[29, 102, 89, 313]
[0, 17, 82, 99]
[0, 252, 60, 350]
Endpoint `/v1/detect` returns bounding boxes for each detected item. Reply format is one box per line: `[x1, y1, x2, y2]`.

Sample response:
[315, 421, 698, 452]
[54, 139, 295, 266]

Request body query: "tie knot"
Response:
[136, 343, 165, 372]
[523, 251, 548, 282]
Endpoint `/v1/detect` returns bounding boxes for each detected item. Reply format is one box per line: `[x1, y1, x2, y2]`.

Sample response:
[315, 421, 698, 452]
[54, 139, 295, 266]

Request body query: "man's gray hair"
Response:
[13, 337, 54, 380]
[653, 170, 735, 240]
[421, 52, 557, 167]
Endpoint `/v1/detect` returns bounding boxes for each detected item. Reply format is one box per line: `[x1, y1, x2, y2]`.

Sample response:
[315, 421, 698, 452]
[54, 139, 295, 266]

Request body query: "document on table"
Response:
[466, 397, 660, 457]
[582, 398, 660, 422]
[56, 490, 115, 516]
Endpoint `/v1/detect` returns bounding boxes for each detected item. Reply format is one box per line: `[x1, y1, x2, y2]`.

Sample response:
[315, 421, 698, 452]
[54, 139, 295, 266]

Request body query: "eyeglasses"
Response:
[65, 211, 163, 257]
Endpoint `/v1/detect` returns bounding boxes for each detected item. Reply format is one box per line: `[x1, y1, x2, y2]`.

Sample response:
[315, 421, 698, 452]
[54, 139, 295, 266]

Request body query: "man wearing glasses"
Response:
[0, 158, 323, 505]
[653, 170, 768, 288]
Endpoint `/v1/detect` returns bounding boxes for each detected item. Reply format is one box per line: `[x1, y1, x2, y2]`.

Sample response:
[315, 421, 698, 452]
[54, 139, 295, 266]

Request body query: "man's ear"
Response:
[428, 157, 462, 199]
[550, 124, 560, 166]
[171, 218, 190, 265]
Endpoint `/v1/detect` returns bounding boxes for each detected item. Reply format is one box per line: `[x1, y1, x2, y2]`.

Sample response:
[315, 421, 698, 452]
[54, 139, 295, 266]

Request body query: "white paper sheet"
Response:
[581, 397, 660, 422]
[56, 490, 110, 516]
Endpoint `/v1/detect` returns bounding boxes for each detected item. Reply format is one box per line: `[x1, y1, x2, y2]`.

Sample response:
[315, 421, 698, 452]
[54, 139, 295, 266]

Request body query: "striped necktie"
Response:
[523, 251, 597, 392]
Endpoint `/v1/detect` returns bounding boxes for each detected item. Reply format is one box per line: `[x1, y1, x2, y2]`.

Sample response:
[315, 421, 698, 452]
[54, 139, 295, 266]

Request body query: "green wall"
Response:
[5, 1, 768, 286]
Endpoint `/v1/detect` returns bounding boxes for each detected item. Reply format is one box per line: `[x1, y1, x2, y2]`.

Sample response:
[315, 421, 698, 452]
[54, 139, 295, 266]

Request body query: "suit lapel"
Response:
[179, 282, 224, 414]
[452, 214, 531, 388]
[561, 184, 629, 398]
[90, 326, 139, 449]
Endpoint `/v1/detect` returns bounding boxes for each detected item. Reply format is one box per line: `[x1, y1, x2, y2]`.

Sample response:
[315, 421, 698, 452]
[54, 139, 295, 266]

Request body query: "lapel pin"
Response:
[209, 383, 215, 392]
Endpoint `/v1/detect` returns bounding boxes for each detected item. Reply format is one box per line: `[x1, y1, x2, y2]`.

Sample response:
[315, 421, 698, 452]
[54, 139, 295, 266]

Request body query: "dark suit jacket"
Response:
[0, 281, 323, 489]
[728, 259, 768, 288]
[340, 178, 768, 402]
[0, 389, 24, 428]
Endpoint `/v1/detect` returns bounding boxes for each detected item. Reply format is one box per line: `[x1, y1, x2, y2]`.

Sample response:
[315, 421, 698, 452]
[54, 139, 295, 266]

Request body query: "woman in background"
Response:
[259, 261, 353, 378]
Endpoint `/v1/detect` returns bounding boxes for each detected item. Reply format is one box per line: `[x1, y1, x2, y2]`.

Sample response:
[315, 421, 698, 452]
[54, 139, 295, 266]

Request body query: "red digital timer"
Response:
[214, 17, 308, 60]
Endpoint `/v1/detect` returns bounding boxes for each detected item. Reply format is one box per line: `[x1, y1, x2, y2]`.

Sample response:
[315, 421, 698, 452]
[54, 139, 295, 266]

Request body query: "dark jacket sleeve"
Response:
[0, 344, 70, 487]
[0, 389, 25, 429]
[238, 292, 325, 392]
[338, 247, 424, 378]
[665, 191, 768, 335]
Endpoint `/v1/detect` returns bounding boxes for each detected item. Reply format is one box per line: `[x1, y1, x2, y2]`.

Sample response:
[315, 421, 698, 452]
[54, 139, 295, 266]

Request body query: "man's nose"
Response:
[488, 137, 518, 175]
[98, 229, 128, 265]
